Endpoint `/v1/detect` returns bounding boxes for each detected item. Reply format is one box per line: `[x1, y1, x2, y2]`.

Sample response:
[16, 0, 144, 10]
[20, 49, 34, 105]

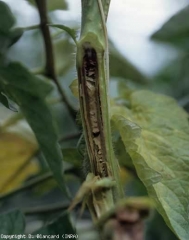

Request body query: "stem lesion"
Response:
[35, 0, 76, 119]
[74, 0, 123, 220]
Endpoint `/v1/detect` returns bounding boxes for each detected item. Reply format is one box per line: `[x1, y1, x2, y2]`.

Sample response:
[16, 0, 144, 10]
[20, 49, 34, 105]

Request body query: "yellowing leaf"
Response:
[0, 132, 38, 194]
[0, 62, 68, 196]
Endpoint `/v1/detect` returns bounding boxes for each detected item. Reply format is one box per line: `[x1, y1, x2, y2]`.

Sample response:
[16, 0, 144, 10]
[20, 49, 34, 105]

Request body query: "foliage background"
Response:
[0, 0, 189, 239]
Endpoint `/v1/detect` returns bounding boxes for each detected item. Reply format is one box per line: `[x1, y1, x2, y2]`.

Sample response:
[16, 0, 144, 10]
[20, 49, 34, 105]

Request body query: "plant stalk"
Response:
[77, 0, 123, 220]
[35, 0, 76, 119]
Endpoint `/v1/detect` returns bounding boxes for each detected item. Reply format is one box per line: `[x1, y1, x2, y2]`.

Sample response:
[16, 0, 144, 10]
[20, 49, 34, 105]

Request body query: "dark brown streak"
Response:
[35, 0, 76, 119]
[79, 42, 109, 178]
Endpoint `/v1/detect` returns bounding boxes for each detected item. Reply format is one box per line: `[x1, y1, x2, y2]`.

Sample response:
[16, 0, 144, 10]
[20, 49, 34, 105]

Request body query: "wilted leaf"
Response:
[49, 24, 77, 44]
[0, 62, 68, 196]
[27, 0, 67, 11]
[151, 5, 189, 49]
[112, 90, 189, 239]
[0, 210, 25, 234]
[0, 132, 38, 194]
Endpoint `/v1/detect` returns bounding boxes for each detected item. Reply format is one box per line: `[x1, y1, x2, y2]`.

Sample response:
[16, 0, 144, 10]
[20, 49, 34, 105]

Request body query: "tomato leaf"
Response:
[0, 2, 23, 54]
[0, 62, 69, 197]
[112, 90, 189, 239]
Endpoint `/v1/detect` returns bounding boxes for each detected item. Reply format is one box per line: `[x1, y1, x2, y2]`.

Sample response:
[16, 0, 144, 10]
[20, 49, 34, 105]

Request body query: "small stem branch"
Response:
[35, 0, 76, 119]
[23, 24, 40, 31]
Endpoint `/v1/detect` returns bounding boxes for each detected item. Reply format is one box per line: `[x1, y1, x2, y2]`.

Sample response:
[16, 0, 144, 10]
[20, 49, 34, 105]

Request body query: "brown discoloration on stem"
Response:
[78, 42, 111, 178]
[75, 0, 121, 220]
[35, 0, 76, 119]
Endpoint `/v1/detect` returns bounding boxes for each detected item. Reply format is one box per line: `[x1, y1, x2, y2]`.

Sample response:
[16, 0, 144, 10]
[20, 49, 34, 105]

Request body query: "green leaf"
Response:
[29, 212, 76, 239]
[112, 90, 189, 240]
[27, 0, 67, 11]
[0, 62, 69, 196]
[0, 210, 25, 234]
[0, 1, 15, 33]
[151, 5, 189, 49]
[0, 63, 53, 98]
[0, 2, 23, 54]
[109, 41, 148, 84]
[49, 24, 77, 44]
